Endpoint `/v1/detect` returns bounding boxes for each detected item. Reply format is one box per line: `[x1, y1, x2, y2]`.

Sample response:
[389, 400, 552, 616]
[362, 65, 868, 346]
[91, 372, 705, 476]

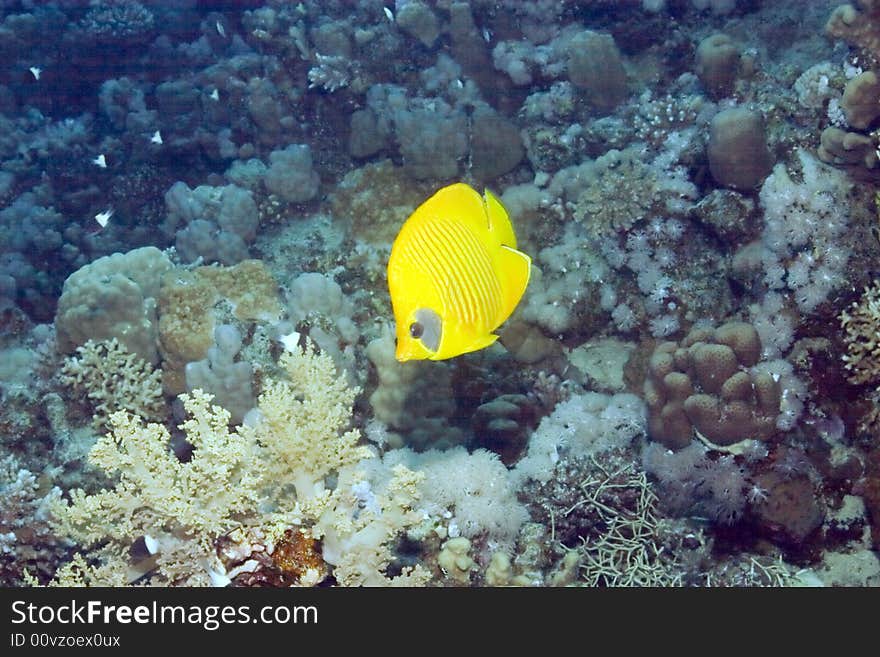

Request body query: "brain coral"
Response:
[55, 247, 172, 366]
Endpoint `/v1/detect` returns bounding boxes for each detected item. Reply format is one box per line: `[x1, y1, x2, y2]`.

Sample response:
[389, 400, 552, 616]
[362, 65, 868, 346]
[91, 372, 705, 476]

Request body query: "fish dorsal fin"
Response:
[421, 182, 487, 232]
[483, 188, 517, 249]
[424, 184, 517, 250]
[494, 244, 531, 327]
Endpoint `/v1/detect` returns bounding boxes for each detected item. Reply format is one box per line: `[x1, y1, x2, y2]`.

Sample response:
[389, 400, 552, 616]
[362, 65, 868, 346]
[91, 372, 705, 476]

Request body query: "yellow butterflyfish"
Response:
[388, 182, 531, 362]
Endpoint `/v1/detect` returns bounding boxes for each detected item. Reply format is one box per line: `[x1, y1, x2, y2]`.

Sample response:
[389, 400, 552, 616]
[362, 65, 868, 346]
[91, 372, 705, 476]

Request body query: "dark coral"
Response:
[472, 393, 537, 465]
[520, 449, 640, 550]
[224, 529, 327, 588]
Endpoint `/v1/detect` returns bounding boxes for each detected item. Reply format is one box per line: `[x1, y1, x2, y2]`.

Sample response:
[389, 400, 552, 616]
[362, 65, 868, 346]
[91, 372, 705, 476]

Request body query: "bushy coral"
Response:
[383, 446, 529, 546]
[51, 390, 265, 585]
[50, 342, 429, 587]
[0, 0, 874, 590]
[840, 281, 880, 384]
[60, 338, 165, 430]
[758, 149, 852, 314]
[241, 346, 372, 504]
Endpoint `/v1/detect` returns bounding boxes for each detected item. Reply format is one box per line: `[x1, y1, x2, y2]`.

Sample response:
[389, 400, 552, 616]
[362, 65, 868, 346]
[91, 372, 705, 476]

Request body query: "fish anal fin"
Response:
[430, 331, 498, 360]
[495, 245, 532, 327]
[463, 333, 499, 356]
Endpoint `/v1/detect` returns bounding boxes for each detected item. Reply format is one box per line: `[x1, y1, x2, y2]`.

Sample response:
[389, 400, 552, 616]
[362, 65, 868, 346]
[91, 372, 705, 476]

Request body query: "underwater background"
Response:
[1, 0, 879, 587]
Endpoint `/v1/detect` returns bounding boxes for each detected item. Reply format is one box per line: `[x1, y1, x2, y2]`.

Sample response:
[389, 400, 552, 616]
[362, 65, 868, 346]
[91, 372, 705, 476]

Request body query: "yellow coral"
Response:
[242, 344, 373, 503]
[51, 390, 265, 585]
[51, 341, 431, 587]
[60, 338, 165, 430]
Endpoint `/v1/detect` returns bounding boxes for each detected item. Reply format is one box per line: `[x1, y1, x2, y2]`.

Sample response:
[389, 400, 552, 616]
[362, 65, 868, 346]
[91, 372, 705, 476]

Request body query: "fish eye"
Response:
[409, 321, 424, 339]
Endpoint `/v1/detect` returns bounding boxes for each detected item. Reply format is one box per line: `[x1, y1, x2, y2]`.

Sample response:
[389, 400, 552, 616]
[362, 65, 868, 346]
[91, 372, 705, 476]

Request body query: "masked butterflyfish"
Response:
[388, 182, 531, 362]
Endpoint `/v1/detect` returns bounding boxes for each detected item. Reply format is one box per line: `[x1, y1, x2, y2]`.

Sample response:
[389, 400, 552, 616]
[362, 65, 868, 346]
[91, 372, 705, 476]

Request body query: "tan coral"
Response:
[329, 159, 432, 245]
[60, 338, 165, 430]
[194, 259, 282, 322]
[842, 70, 880, 130]
[827, 1, 880, 62]
[158, 260, 282, 394]
[158, 269, 217, 394]
[840, 280, 880, 384]
[645, 322, 781, 450]
[818, 126, 879, 169]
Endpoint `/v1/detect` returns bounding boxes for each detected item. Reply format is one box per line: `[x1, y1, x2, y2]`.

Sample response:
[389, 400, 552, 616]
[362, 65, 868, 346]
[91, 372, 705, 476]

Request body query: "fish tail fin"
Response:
[495, 244, 532, 327]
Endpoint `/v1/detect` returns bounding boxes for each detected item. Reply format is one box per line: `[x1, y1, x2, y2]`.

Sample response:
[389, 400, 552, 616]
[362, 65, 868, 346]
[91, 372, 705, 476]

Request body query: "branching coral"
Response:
[575, 462, 681, 587]
[60, 338, 165, 430]
[243, 346, 373, 505]
[840, 280, 880, 384]
[51, 390, 265, 586]
[0, 455, 66, 586]
[51, 342, 429, 587]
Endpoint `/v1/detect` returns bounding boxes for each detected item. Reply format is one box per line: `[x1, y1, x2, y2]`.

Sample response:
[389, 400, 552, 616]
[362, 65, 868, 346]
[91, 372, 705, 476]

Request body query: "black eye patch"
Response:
[413, 308, 441, 352]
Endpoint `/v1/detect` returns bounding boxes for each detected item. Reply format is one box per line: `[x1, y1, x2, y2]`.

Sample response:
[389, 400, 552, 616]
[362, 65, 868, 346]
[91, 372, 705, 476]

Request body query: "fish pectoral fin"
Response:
[495, 245, 532, 326]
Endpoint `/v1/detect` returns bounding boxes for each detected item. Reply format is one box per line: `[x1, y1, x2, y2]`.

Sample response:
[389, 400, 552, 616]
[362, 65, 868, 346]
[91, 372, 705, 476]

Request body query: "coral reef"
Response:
[50, 342, 430, 586]
[1, 0, 879, 588]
